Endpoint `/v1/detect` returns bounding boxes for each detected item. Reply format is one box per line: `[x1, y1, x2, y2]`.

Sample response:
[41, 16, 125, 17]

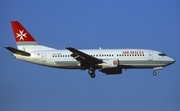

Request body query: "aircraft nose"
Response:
[169, 57, 175, 64]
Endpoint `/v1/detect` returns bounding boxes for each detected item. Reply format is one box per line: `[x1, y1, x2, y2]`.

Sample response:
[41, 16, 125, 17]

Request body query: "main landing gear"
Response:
[88, 68, 96, 78]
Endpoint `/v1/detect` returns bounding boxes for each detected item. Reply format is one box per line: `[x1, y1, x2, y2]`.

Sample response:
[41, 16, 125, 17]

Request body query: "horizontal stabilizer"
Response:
[4, 46, 31, 56]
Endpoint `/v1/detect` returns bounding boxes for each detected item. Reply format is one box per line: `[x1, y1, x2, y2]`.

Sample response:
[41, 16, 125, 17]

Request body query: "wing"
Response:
[66, 47, 102, 68]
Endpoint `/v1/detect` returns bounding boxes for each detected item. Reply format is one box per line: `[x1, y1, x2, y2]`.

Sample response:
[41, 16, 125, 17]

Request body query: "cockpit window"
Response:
[159, 53, 167, 56]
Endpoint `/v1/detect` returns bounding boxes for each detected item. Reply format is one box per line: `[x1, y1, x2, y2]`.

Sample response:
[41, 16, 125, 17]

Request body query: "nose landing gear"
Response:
[153, 67, 163, 76]
[153, 71, 157, 76]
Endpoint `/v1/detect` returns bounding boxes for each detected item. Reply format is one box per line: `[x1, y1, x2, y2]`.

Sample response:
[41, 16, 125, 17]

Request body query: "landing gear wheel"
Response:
[90, 73, 96, 78]
[88, 68, 96, 78]
[153, 71, 157, 76]
[88, 70, 93, 74]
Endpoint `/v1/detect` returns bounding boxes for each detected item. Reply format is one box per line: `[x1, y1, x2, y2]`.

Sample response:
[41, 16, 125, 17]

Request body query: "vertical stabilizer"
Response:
[11, 21, 56, 51]
[11, 21, 39, 46]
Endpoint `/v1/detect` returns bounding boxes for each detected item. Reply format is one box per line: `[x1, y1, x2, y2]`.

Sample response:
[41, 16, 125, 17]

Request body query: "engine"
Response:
[97, 59, 122, 74]
[100, 68, 122, 74]
[97, 59, 119, 69]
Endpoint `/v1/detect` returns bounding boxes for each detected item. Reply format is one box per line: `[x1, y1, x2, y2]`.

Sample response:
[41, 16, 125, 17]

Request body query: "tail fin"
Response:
[11, 21, 39, 46]
[11, 21, 55, 51]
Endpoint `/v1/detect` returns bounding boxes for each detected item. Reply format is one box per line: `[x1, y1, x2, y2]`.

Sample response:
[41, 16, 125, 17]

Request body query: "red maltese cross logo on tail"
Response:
[11, 21, 37, 43]
[16, 30, 27, 41]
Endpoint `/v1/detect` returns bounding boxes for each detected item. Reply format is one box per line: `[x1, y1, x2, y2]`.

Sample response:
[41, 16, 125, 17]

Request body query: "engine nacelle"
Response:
[100, 68, 122, 74]
[98, 59, 119, 69]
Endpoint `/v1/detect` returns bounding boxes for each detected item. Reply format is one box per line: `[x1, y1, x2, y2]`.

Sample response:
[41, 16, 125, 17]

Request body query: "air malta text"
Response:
[122, 51, 144, 55]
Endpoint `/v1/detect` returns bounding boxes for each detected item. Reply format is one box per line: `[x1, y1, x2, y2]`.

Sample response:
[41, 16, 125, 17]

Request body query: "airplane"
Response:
[5, 21, 175, 78]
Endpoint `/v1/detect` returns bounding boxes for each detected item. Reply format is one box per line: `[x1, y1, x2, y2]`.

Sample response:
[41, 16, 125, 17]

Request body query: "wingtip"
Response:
[66, 47, 74, 49]
[4, 46, 9, 49]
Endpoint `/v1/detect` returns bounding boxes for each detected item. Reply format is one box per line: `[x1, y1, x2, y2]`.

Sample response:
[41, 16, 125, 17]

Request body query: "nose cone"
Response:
[169, 57, 175, 65]
[162, 56, 175, 67]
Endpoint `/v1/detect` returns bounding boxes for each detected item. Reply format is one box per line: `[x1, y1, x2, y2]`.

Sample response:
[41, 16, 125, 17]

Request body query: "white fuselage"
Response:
[13, 48, 174, 69]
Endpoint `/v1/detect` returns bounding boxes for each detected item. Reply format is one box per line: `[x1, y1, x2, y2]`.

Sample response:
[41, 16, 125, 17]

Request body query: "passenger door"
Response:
[148, 52, 153, 60]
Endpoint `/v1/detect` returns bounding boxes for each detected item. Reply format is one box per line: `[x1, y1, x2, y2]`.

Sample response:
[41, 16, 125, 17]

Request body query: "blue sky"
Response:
[0, 0, 180, 111]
